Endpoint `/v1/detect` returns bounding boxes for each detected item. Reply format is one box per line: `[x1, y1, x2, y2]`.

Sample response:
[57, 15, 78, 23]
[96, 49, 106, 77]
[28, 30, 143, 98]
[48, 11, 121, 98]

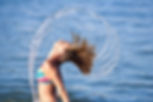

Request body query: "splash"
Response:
[28, 7, 120, 102]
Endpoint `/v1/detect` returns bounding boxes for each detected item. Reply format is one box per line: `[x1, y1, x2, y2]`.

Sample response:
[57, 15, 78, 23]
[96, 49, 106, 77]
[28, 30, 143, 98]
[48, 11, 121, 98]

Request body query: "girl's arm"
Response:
[43, 62, 70, 102]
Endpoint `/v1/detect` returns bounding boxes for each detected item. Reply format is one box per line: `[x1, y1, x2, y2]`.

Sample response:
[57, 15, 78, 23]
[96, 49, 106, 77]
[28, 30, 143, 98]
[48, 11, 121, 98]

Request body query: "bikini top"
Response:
[36, 68, 53, 84]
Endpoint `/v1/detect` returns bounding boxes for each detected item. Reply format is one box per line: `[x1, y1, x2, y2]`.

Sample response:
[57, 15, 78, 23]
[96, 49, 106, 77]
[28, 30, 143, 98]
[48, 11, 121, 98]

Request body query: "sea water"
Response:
[0, 0, 153, 102]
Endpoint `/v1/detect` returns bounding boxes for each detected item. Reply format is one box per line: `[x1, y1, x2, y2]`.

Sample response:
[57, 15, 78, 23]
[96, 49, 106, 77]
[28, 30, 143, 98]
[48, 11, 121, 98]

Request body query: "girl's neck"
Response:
[47, 54, 62, 67]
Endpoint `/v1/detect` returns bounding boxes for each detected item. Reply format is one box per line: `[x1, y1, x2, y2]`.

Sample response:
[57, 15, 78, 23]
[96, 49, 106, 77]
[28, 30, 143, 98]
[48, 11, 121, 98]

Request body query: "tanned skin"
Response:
[38, 41, 70, 102]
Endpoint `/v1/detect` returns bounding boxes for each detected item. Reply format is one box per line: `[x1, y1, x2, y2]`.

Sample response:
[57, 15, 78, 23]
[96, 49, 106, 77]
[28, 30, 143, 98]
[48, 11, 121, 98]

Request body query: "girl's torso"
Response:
[37, 66, 58, 99]
[36, 67, 53, 84]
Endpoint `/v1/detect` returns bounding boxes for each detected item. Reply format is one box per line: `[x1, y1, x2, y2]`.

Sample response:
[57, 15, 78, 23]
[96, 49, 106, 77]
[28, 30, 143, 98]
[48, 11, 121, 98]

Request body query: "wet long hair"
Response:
[65, 34, 95, 74]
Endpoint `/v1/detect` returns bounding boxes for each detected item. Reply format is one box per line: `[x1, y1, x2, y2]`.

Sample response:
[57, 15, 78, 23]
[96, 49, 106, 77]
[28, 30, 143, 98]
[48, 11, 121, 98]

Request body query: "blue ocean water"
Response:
[0, 0, 153, 102]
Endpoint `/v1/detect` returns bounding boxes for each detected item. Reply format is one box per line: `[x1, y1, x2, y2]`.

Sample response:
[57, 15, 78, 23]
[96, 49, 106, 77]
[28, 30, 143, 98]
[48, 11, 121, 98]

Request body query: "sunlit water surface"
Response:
[0, 0, 153, 102]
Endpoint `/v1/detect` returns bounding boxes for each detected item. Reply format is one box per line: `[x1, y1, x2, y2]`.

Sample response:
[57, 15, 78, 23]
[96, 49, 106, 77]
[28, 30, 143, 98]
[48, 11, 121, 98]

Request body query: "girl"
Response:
[36, 35, 95, 102]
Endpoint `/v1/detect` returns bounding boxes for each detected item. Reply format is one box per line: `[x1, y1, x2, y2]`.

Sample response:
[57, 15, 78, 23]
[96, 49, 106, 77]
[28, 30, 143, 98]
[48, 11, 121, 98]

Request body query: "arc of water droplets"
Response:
[28, 7, 120, 102]
[28, 16, 55, 102]
[89, 11, 120, 77]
